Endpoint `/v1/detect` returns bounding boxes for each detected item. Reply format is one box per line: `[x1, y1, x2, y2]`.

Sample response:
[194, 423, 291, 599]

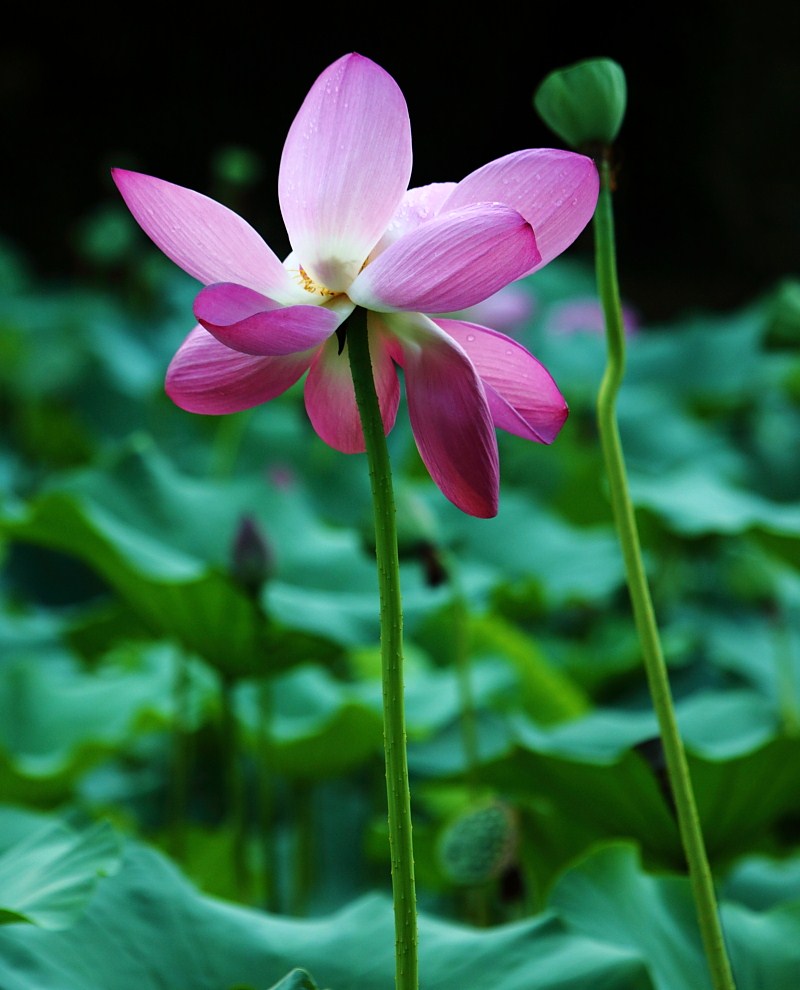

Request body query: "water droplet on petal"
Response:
[466, 333, 476, 342]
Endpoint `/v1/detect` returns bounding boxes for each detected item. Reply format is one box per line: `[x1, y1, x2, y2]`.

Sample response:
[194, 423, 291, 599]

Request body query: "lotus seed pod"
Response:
[437, 800, 518, 886]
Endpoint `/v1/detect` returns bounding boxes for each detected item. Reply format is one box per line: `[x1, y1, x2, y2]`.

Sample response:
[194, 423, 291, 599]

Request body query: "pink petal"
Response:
[451, 283, 536, 334]
[370, 182, 457, 256]
[193, 282, 342, 356]
[111, 169, 292, 296]
[382, 313, 499, 517]
[349, 204, 540, 315]
[546, 297, 639, 337]
[441, 149, 599, 275]
[279, 53, 412, 292]
[304, 321, 400, 454]
[165, 326, 313, 414]
[435, 319, 568, 443]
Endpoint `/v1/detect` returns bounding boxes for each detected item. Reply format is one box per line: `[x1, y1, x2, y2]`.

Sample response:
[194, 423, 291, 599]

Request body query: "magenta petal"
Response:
[111, 170, 292, 295]
[387, 315, 499, 517]
[279, 53, 412, 291]
[349, 204, 540, 315]
[442, 149, 599, 275]
[436, 319, 568, 443]
[193, 282, 340, 356]
[304, 324, 400, 453]
[165, 326, 313, 414]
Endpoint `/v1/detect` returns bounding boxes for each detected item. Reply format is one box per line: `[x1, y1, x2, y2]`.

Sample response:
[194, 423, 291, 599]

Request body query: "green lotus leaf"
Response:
[409, 689, 800, 885]
[431, 490, 626, 607]
[235, 658, 519, 779]
[414, 607, 589, 723]
[630, 467, 800, 537]
[1, 436, 458, 667]
[0, 816, 121, 929]
[0, 839, 653, 989]
[550, 841, 800, 990]
[0, 644, 214, 802]
[624, 305, 766, 405]
[267, 971, 322, 990]
[722, 851, 800, 911]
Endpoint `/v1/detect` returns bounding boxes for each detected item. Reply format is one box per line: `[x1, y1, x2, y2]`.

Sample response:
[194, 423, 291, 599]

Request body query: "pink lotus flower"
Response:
[547, 298, 639, 337]
[450, 283, 537, 335]
[113, 53, 598, 517]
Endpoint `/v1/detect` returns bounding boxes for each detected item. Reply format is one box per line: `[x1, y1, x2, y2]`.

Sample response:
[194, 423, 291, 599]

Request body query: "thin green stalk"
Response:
[453, 595, 479, 791]
[256, 677, 278, 911]
[212, 409, 253, 478]
[347, 309, 418, 990]
[771, 601, 800, 736]
[168, 648, 192, 861]
[445, 554, 480, 790]
[593, 152, 737, 990]
[290, 780, 315, 916]
[220, 675, 250, 902]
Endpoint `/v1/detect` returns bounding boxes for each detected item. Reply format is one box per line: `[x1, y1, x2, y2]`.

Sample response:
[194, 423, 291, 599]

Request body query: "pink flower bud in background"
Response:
[546, 297, 639, 337]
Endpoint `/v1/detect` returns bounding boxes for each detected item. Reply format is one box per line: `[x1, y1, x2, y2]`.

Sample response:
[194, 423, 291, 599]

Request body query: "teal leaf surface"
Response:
[0, 816, 121, 929]
[550, 842, 800, 990]
[0, 840, 653, 990]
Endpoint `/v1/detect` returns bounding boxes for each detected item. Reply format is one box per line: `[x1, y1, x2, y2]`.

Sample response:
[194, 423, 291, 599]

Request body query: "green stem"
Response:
[454, 600, 479, 791]
[168, 648, 191, 861]
[290, 780, 314, 916]
[256, 677, 278, 911]
[347, 309, 418, 990]
[220, 676, 250, 902]
[771, 600, 800, 736]
[212, 409, 253, 478]
[593, 152, 737, 990]
[445, 554, 480, 790]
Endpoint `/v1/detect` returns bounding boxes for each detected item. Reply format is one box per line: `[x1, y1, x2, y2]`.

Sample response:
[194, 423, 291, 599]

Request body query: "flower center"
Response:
[297, 265, 338, 297]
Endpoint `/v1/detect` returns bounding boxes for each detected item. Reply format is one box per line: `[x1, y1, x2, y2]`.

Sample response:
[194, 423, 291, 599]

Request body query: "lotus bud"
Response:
[534, 58, 627, 151]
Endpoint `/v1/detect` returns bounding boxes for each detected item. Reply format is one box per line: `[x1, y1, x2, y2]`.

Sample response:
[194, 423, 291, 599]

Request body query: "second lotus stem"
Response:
[593, 150, 737, 990]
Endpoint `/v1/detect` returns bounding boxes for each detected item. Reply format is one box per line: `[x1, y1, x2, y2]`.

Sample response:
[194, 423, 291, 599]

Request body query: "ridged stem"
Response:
[347, 309, 418, 990]
[593, 151, 736, 990]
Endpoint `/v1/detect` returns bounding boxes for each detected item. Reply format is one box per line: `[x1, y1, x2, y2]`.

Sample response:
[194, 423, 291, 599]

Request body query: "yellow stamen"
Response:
[296, 265, 337, 297]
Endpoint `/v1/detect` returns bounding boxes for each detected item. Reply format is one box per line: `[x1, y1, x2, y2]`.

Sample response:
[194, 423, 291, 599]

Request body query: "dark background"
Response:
[3, 5, 799, 322]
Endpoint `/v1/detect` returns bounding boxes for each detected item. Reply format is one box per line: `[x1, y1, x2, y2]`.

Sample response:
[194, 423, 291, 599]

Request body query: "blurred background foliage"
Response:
[1, 8, 800, 989]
